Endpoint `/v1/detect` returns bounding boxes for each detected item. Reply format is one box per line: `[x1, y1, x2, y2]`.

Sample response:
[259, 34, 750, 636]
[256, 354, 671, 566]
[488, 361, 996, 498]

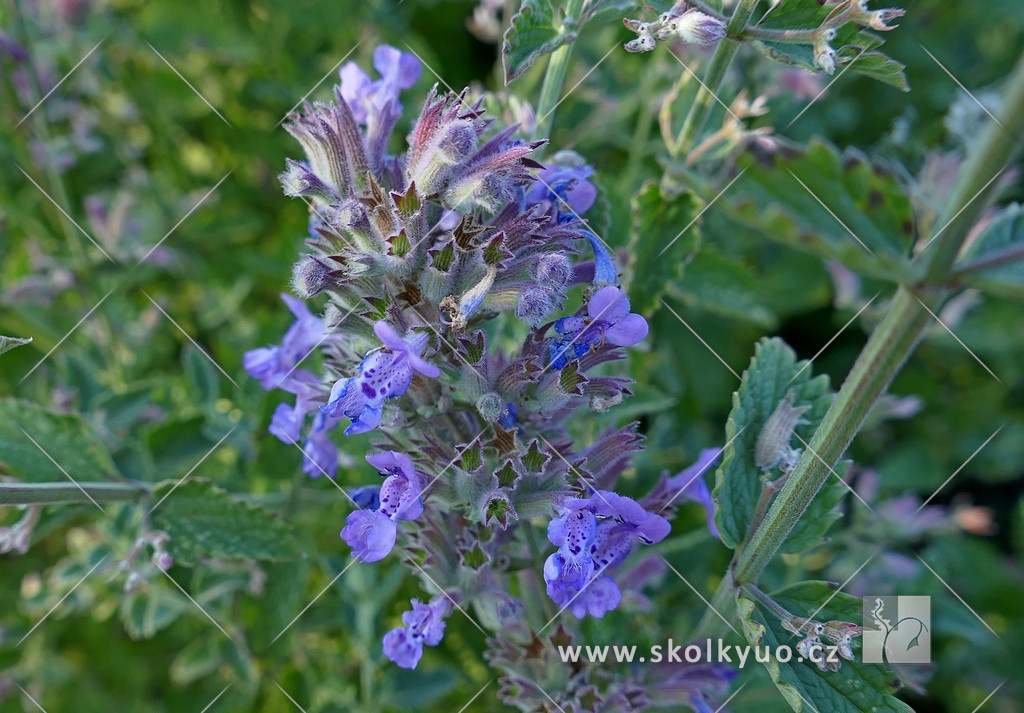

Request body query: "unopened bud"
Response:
[663, 11, 727, 46]
[292, 256, 334, 297]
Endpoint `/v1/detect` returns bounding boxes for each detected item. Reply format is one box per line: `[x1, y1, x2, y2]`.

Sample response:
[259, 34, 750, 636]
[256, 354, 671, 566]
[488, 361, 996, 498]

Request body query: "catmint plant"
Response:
[246, 47, 722, 708]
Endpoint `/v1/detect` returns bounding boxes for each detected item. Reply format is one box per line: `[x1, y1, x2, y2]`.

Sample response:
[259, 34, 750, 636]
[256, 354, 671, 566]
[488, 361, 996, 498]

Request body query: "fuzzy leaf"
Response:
[503, 0, 578, 83]
[0, 335, 32, 355]
[664, 248, 778, 329]
[958, 203, 1024, 300]
[712, 338, 842, 552]
[732, 140, 916, 282]
[0, 398, 120, 482]
[738, 581, 912, 713]
[149, 479, 303, 565]
[628, 181, 705, 315]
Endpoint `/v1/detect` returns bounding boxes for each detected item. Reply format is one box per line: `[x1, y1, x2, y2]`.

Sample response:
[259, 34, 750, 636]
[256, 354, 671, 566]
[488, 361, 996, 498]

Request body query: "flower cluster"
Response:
[783, 616, 868, 672]
[247, 45, 729, 710]
[624, 1, 727, 54]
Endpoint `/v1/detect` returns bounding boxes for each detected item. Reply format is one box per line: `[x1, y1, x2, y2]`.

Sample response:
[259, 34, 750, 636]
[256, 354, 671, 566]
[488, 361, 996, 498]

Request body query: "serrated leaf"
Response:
[738, 581, 912, 713]
[732, 140, 916, 282]
[627, 181, 705, 315]
[665, 248, 778, 329]
[503, 0, 578, 83]
[712, 338, 842, 551]
[150, 479, 303, 565]
[957, 203, 1024, 300]
[840, 50, 909, 91]
[0, 335, 32, 355]
[0, 398, 120, 482]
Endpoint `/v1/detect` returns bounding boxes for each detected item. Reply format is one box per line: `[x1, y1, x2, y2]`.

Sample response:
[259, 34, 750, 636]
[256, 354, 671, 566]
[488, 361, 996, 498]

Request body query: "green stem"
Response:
[672, 0, 759, 158]
[732, 51, 1024, 588]
[532, 0, 585, 142]
[924, 51, 1024, 283]
[739, 27, 819, 43]
[0, 481, 151, 506]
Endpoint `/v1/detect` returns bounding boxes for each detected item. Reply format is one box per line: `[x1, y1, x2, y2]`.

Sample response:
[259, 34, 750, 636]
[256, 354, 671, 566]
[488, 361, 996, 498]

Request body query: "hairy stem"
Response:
[532, 0, 586, 142]
[735, 50, 1024, 587]
[672, 0, 759, 158]
[694, 50, 1024, 641]
[0, 481, 152, 506]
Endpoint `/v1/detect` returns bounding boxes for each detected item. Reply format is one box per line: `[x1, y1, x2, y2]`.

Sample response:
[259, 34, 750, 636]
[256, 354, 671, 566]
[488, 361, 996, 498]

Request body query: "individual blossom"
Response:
[526, 163, 597, 220]
[341, 451, 426, 562]
[544, 490, 670, 618]
[382, 598, 449, 668]
[244, 293, 334, 390]
[549, 285, 649, 369]
[322, 321, 441, 435]
[340, 45, 422, 124]
[664, 448, 722, 539]
[647, 656, 738, 713]
[300, 411, 345, 478]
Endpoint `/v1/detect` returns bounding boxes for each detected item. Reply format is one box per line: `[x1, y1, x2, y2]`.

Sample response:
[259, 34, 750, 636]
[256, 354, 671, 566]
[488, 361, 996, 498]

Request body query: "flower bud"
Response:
[534, 252, 573, 288]
[475, 392, 507, 422]
[662, 11, 727, 46]
[515, 286, 558, 327]
[292, 256, 333, 297]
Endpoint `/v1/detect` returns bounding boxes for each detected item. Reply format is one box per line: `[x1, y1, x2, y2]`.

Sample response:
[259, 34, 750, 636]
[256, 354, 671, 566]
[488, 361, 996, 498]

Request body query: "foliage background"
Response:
[0, 0, 1022, 711]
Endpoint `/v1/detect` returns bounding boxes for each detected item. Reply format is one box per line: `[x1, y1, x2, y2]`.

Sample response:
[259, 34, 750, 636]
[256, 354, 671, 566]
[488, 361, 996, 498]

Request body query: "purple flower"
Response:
[544, 490, 669, 618]
[382, 598, 448, 669]
[322, 321, 441, 435]
[244, 294, 330, 390]
[549, 286, 649, 369]
[340, 45, 421, 125]
[341, 450, 425, 562]
[526, 164, 597, 220]
[543, 505, 598, 601]
[666, 448, 722, 539]
[301, 412, 343, 478]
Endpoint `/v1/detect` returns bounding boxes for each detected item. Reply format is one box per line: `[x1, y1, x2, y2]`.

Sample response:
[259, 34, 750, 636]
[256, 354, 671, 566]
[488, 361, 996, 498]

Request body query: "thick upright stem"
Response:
[0, 481, 151, 506]
[733, 51, 1024, 588]
[672, 0, 759, 157]
[532, 0, 586, 142]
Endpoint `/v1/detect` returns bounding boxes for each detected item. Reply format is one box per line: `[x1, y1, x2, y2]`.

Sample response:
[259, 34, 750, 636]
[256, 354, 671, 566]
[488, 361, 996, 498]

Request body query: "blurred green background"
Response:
[1, 0, 1022, 711]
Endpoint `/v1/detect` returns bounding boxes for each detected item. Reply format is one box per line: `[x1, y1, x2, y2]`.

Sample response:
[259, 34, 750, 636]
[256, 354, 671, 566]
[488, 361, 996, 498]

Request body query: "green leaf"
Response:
[665, 248, 778, 329]
[0, 335, 32, 355]
[738, 581, 912, 713]
[246, 558, 312, 650]
[0, 398, 120, 482]
[839, 50, 909, 92]
[627, 181, 705, 315]
[120, 587, 188, 640]
[712, 338, 841, 551]
[502, 0, 577, 83]
[732, 140, 916, 282]
[149, 479, 303, 565]
[582, 0, 640, 26]
[957, 203, 1024, 300]
[183, 347, 221, 404]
